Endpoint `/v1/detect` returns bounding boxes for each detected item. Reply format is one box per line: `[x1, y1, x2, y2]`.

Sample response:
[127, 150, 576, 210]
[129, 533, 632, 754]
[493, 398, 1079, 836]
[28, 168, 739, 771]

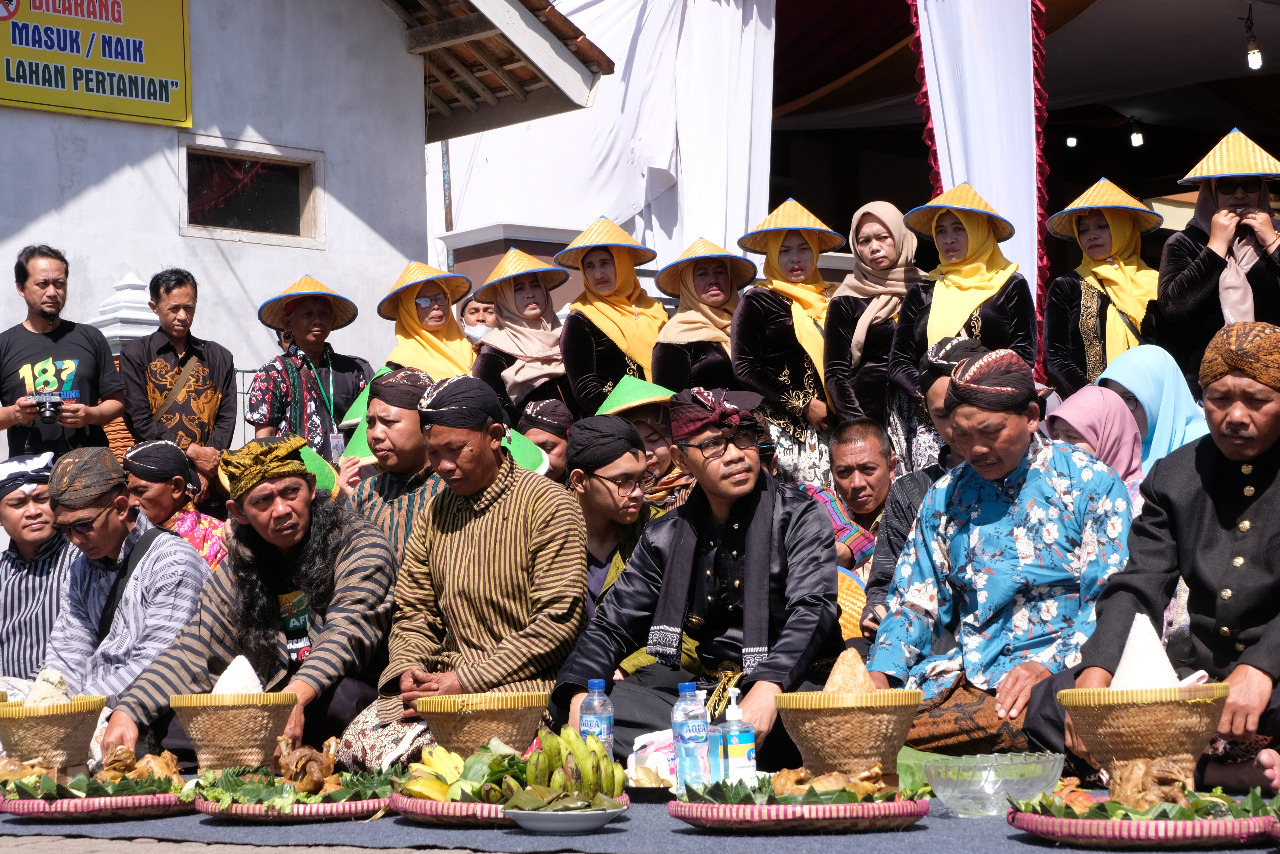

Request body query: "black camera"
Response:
[31, 392, 62, 425]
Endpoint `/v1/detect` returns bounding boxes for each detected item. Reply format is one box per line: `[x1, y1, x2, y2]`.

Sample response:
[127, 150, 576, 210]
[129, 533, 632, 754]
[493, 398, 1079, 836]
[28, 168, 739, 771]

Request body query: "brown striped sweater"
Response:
[376, 455, 587, 722]
[117, 515, 396, 727]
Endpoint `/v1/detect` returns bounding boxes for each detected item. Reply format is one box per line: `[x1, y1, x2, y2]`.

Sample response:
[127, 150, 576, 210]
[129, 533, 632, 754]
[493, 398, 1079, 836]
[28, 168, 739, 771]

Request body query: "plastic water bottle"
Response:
[699, 689, 724, 782]
[579, 678, 614, 756]
[672, 682, 710, 789]
[721, 686, 757, 783]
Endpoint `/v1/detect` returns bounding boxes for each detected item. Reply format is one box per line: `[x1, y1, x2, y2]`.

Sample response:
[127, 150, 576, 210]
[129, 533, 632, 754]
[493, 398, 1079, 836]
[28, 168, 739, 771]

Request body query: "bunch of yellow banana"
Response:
[400, 744, 466, 801]
[525, 727, 625, 799]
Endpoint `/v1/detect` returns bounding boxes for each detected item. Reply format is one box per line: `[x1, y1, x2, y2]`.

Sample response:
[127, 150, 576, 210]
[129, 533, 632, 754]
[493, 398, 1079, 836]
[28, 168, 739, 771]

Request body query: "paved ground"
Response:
[0, 841, 467, 853]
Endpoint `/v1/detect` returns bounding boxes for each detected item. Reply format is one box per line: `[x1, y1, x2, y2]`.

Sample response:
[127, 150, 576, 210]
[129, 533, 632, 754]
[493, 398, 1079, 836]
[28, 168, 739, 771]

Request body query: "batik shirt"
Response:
[244, 343, 370, 462]
[868, 436, 1133, 701]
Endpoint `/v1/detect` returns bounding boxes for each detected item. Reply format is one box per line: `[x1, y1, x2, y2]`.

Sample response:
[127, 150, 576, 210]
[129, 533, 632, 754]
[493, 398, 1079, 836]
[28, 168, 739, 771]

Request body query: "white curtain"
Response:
[916, 0, 1038, 287]
[427, 0, 775, 276]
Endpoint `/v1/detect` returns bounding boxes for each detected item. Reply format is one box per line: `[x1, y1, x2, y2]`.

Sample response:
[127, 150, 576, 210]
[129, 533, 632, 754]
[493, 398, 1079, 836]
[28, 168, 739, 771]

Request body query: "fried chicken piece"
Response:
[319, 773, 344, 796]
[0, 756, 50, 783]
[770, 767, 811, 797]
[95, 744, 136, 784]
[277, 736, 338, 795]
[1111, 758, 1191, 810]
[129, 751, 184, 787]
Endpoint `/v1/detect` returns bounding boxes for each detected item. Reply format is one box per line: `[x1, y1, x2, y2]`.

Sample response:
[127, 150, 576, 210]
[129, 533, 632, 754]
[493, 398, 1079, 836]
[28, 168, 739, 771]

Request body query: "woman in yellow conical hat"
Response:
[1043, 178, 1164, 398]
[825, 201, 926, 429]
[377, 261, 475, 378]
[471, 248, 576, 423]
[555, 217, 668, 414]
[1159, 128, 1280, 395]
[734, 199, 845, 487]
[890, 184, 1036, 470]
[651, 238, 756, 393]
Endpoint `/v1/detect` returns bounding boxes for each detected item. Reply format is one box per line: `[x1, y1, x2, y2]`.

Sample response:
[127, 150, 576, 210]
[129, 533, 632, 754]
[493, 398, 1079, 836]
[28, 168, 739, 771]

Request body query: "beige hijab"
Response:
[655, 259, 739, 352]
[480, 278, 565, 404]
[1189, 179, 1280, 325]
[832, 201, 925, 367]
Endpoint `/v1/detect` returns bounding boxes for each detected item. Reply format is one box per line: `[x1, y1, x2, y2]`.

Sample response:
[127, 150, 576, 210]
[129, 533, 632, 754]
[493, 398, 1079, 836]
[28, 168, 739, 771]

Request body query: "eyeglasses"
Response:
[679, 427, 761, 461]
[53, 503, 112, 538]
[415, 293, 450, 309]
[590, 471, 656, 497]
[1217, 178, 1262, 196]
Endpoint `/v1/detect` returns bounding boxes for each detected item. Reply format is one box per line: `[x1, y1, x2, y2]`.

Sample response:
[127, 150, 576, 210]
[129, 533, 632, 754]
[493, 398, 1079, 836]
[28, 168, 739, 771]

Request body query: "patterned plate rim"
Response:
[1007, 807, 1278, 846]
[0, 792, 189, 818]
[193, 795, 388, 821]
[668, 797, 930, 825]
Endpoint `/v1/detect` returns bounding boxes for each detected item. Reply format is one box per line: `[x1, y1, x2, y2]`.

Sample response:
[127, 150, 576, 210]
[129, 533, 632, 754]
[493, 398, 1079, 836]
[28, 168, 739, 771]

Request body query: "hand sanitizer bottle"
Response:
[722, 686, 756, 783]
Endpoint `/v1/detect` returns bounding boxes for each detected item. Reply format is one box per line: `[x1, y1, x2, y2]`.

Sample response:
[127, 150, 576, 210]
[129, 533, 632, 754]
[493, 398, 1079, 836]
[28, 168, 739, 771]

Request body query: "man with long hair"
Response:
[103, 436, 396, 755]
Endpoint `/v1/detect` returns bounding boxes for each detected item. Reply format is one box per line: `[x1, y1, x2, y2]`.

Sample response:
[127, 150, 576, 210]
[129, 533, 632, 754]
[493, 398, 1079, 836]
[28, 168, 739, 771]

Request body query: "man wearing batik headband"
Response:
[371, 377, 586, 749]
[103, 436, 397, 757]
[348, 368, 443, 560]
[867, 350, 1133, 756]
[123, 440, 225, 571]
[555, 387, 843, 767]
[43, 447, 209, 706]
[1066, 322, 1280, 792]
[0, 453, 78, 682]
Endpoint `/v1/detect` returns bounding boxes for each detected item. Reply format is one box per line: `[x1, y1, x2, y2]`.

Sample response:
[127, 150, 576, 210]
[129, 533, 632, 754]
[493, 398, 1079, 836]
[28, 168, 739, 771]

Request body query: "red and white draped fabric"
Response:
[908, 0, 1050, 373]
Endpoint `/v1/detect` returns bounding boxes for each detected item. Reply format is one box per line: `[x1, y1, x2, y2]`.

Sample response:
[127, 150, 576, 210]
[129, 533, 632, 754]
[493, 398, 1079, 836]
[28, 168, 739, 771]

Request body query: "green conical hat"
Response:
[595, 375, 675, 416]
[503, 428, 549, 475]
[337, 366, 393, 464]
[298, 445, 338, 496]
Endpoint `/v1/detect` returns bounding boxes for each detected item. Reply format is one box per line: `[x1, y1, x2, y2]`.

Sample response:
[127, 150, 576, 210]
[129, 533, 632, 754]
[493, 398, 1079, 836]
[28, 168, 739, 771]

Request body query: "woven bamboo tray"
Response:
[193, 796, 388, 823]
[668, 798, 929, 833]
[774, 690, 922, 778]
[0, 696, 106, 766]
[0, 793, 191, 821]
[1007, 808, 1277, 849]
[415, 691, 548, 756]
[389, 791, 629, 827]
[1058, 684, 1229, 798]
[170, 692, 296, 772]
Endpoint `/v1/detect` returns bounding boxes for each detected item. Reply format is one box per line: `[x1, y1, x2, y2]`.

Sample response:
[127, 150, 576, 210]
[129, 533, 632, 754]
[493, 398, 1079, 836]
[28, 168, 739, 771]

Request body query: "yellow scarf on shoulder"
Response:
[925, 209, 1018, 346]
[761, 231, 833, 396]
[568, 247, 668, 377]
[1073, 209, 1157, 361]
[384, 283, 475, 379]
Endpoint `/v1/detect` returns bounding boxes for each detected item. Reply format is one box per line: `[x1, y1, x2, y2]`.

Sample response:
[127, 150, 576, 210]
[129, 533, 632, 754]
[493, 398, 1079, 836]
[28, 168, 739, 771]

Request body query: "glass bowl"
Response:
[921, 752, 1064, 817]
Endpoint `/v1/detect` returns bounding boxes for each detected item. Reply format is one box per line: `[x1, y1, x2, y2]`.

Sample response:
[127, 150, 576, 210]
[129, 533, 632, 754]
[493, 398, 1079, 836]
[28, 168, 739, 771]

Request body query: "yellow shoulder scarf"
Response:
[761, 230, 833, 394]
[384, 283, 475, 379]
[925, 208, 1019, 346]
[1073, 209, 1157, 361]
[567, 246, 668, 377]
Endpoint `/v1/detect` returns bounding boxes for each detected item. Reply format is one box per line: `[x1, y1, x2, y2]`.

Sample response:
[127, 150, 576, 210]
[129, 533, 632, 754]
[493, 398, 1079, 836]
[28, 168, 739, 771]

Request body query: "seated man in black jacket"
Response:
[554, 387, 841, 767]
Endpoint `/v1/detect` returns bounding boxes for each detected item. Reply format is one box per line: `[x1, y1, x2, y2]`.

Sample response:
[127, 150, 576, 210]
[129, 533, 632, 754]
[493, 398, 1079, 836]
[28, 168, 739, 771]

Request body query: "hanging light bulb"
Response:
[1066, 136, 1078, 148]
[1245, 4, 1263, 70]
[1129, 118, 1144, 148]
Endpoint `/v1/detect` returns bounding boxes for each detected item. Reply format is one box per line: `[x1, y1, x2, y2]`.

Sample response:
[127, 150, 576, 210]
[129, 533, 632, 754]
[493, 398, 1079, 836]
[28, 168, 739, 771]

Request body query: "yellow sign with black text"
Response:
[0, 0, 190, 127]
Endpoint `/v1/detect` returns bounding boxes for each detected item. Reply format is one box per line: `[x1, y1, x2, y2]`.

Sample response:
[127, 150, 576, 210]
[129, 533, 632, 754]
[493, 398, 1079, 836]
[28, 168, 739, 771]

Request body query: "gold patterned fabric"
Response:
[1199, 321, 1280, 391]
[219, 436, 309, 500]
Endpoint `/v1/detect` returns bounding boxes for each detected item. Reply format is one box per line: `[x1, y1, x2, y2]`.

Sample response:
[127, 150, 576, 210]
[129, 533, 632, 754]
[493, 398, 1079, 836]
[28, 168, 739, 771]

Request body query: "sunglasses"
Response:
[53, 503, 113, 538]
[678, 428, 761, 461]
[415, 293, 449, 309]
[1216, 178, 1262, 196]
[589, 471, 657, 497]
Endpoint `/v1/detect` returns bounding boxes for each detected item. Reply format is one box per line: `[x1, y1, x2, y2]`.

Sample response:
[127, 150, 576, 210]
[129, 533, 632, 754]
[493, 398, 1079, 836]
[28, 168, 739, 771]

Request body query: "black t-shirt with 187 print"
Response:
[0, 321, 125, 456]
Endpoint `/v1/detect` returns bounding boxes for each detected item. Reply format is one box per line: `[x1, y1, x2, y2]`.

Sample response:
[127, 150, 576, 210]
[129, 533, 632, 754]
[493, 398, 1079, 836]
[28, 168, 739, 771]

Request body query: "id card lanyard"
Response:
[310, 353, 345, 463]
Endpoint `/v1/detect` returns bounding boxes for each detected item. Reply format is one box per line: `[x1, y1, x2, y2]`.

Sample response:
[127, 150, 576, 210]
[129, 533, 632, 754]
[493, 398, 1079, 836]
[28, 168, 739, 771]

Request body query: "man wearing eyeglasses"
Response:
[41, 448, 208, 705]
[555, 387, 843, 766]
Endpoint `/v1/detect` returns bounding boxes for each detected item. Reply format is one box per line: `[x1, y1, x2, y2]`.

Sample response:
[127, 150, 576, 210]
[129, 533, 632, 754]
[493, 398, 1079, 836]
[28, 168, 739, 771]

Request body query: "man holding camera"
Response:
[0, 245, 125, 458]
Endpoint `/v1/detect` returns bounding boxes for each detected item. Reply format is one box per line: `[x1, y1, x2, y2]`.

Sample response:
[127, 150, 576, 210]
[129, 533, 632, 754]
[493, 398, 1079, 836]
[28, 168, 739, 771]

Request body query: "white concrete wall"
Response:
[0, 0, 428, 435]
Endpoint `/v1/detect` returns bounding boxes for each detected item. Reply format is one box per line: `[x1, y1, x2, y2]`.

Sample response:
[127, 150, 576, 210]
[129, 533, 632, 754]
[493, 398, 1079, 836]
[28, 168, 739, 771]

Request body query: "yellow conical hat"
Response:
[655, 238, 757, 297]
[737, 199, 844, 254]
[474, 248, 570, 303]
[258, 276, 358, 331]
[1180, 128, 1280, 185]
[376, 261, 472, 320]
[554, 217, 657, 269]
[905, 183, 1015, 242]
[1048, 178, 1163, 239]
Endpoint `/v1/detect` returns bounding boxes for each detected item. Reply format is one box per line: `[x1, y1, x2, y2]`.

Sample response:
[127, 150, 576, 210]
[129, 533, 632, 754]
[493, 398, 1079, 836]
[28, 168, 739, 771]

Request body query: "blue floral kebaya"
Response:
[868, 435, 1133, 701]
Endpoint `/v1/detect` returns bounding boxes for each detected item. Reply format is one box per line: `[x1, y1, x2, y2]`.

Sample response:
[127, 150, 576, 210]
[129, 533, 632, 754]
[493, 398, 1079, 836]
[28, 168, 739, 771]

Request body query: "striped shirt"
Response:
[117, 514, 396, 727]
[44, 513, 209, 705]
[0, 535, 77, 680]
[348, 468, 444, 561]
[377, 455, 586, 722]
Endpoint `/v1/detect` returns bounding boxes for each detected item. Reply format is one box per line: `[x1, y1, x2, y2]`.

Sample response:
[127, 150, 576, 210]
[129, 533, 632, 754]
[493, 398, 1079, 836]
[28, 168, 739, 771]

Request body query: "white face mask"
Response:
[463, 323, 493, 344]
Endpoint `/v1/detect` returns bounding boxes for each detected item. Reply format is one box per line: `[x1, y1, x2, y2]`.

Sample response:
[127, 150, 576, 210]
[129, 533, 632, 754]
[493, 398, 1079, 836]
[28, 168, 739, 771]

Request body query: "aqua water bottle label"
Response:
[673, 719, 707, 744]
[580, 714, 613, 741]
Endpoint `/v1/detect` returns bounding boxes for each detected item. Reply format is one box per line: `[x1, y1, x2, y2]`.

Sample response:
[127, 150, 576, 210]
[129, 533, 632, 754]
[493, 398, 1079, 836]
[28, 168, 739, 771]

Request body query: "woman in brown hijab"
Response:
[825, 201, 925, 427]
